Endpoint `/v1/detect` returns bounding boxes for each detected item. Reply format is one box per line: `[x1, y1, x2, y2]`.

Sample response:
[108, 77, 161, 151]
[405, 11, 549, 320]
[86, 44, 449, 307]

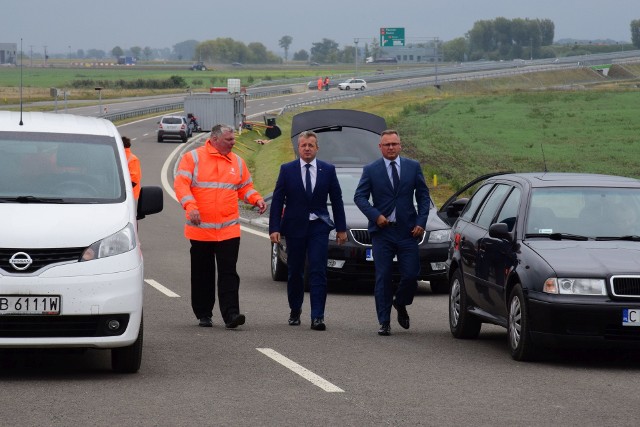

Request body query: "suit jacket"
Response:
[269, 159, 347, 239]
[353, 157, 430, 234]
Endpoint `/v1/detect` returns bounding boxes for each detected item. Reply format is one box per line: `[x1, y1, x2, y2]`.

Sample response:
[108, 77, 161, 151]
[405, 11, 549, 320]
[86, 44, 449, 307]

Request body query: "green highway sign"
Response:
[380, 27, 405, 47]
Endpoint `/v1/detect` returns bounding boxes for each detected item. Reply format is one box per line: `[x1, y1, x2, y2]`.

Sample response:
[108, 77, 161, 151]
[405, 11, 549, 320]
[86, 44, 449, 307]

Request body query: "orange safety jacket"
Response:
[125, 147, 141, 200]
[174, 140, 263, 241]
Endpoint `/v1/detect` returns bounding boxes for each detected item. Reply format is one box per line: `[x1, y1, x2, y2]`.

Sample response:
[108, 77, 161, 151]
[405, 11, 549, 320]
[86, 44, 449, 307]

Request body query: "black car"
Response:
[269, 109, 451, 293]
[442, 172, 640, 360]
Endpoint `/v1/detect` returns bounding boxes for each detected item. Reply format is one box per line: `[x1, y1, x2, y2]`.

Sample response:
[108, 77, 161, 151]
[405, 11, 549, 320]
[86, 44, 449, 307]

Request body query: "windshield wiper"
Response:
[525, 232, 589, 241]
[595, 235, 640, 241]
[0, 196, 65, 204]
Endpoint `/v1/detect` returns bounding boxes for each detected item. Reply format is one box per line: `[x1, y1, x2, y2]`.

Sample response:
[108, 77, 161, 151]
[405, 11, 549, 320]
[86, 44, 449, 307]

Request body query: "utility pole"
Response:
[29, 45, 33, 67]
[43, 45, 48, 67]
[354, 38, 359, 77]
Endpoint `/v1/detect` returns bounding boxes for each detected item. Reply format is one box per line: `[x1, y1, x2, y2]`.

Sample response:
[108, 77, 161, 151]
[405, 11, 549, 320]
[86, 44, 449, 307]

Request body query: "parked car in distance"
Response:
[269, 109, 451, 293]
[0, 111, 164, 373]
[157, 115, 191, 143]
[442, 172, 640, 360]
[231, 62, 243, 67]
[190, 61, 206, 71]
[307, 80, 338, 90]
[338, 79, 367, 91]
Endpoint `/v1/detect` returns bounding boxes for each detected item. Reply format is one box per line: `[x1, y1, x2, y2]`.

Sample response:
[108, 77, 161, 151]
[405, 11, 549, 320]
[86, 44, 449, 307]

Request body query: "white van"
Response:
[0, 111, 163, 373]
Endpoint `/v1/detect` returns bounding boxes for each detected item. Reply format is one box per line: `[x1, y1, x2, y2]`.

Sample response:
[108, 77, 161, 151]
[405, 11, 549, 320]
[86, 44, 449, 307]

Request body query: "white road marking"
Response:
[145, 279, 180, 297]
[256, 348, 345, 393]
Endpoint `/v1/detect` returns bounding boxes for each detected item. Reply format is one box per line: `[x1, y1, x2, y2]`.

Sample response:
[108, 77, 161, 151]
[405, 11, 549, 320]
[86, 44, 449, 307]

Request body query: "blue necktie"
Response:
[391, 161, 400, 191]
[305, 163, 313, 199]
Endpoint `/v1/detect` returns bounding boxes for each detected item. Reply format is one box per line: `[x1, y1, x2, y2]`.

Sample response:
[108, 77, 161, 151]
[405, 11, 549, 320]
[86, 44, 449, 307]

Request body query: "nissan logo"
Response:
[9, 252, 33, 271]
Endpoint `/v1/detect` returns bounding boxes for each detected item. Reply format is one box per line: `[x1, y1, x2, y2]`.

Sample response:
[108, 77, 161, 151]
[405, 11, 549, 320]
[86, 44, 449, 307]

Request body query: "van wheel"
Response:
[112, 317, 143, 373]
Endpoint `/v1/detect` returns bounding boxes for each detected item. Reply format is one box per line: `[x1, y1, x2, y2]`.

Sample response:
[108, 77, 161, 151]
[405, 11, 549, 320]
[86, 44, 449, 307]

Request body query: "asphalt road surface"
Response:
[1, 103, 640, 426]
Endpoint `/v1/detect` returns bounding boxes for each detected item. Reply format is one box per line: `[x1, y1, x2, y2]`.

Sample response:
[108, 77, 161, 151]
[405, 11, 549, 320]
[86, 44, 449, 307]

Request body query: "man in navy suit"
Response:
[354, 130, 430, 336]
[269, 131, 347, 331]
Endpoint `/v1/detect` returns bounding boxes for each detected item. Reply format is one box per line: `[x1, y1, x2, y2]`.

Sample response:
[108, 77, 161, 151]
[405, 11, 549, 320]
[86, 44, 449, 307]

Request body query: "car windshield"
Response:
[526, 187, 640, 238]
[0, 132, 125, 203]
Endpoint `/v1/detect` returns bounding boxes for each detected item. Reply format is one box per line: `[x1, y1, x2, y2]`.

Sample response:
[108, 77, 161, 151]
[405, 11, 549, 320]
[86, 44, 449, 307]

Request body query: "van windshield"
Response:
[0, 132, 125, 203]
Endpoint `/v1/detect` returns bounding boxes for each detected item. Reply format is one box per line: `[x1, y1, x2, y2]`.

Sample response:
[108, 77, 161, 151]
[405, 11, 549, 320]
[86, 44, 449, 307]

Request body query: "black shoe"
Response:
[310, 318, 326, 331]
[288, 310, 301, 326]
[378, 322, 391, 336]
[393, 300, 410, 330]
[198, 316, 212, 327]
[225, 313, 246, 329]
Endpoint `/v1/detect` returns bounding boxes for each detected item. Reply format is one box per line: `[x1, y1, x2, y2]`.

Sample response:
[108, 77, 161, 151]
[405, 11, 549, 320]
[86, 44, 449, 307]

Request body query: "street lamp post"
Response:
[95, 87, 102, 116]
[354, 38, 359, 77]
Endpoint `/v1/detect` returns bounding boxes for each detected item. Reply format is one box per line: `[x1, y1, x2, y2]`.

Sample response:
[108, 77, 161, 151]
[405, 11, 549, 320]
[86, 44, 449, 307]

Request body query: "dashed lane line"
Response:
[257, 348, 345, 393]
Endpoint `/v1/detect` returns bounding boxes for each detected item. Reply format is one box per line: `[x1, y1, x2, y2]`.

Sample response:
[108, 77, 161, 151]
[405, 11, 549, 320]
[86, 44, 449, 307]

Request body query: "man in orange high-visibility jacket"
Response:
[174, 124, 267, 329]
[122, 136, 141, 200]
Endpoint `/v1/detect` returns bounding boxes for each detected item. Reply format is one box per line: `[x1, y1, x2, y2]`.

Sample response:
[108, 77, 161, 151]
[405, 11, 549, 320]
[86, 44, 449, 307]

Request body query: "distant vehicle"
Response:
[365, 57, 397, 64]
[338, 79, 367, 91]
[231, 62, 243, 67]
[157, 115, 191, 143]
[117, 56, 136, 65]
[310, 62, 320, 66]
[307, 80, 338, 90]
[190, 61, 206, 71]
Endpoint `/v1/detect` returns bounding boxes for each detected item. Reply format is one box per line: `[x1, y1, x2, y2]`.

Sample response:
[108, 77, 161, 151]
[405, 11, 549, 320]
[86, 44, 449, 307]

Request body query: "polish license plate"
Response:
[365, 249, 397, 262]
[0, 296, 60, 315]
[622, 308, 640, 326]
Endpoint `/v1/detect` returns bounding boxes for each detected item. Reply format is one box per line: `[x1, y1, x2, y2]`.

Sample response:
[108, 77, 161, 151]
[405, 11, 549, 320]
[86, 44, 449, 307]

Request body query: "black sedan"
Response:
[442, 172, 640, 360]
[269, 109, 451, 293]
[271, 167, 450, 292]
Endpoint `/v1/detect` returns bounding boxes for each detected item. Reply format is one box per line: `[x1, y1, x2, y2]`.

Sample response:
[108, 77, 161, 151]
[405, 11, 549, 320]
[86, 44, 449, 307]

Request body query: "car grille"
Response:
[611, 276, 640, 297]
[349, 228, 427, 245]
[350, 229, 371, 246]
[0, 315, 130, 338]
[0, 248, 84, 274]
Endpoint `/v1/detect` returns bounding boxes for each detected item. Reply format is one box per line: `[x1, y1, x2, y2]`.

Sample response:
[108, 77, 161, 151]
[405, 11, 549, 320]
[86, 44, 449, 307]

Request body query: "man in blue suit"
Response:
[269, 131, 347, 331]
[354, 130, 430, 336]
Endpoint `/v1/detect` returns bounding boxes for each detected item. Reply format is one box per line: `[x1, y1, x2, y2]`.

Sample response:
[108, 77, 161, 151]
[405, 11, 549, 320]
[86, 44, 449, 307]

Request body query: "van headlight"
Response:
[543, 278, 606, 295]
[81, 223, 136, 261]
[428, 229, 450, 243]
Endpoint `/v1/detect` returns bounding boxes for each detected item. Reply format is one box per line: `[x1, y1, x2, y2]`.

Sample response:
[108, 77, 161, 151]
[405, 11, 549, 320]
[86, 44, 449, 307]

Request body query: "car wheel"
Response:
[345, 86, 350, 90]
[430, 279, 449, 294]
[508, 284, 537, 361]
[111, 316, 143, 373]
[449, 269, 481, 339]
[271, 242, 287, 281]
[360, 86, 365, 91]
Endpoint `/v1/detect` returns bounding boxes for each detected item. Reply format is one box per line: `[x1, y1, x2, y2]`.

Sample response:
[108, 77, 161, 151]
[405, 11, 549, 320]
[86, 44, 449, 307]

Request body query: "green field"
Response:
[242, 65, 640, 204]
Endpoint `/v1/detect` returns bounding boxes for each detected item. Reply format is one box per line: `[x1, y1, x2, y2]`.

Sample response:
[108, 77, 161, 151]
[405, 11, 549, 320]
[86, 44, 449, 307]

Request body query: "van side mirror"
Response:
[137, 186, 164, 220]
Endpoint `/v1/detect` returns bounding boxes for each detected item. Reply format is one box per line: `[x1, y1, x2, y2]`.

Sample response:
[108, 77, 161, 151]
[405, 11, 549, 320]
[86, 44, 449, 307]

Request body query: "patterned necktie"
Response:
[390, 161, 400, 190]
[305, 163, 313, 199]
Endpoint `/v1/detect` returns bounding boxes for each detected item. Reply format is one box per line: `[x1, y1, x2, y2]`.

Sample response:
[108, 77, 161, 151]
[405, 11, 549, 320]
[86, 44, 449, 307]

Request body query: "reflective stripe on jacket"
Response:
[174, 140, 262, 241]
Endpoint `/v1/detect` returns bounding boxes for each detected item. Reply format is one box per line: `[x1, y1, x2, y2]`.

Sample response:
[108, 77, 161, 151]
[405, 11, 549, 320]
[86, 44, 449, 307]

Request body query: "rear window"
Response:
[162, 117, 183, 125]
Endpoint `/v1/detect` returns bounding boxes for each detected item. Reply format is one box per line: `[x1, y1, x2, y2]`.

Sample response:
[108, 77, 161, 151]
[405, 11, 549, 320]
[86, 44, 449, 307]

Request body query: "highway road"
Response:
[2, 77, 640, 426]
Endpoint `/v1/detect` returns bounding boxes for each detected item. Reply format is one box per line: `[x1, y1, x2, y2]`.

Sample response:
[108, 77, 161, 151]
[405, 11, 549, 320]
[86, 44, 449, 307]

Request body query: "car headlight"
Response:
[543, 278, 606, 295]
[428, 229, 450, 244]
[81, 223, 137, 261]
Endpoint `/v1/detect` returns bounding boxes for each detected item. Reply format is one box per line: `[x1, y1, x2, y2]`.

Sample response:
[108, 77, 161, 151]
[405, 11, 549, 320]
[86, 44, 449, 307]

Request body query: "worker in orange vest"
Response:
[317, 77, 323, 91]
[174, 124, 267, 329]
[122, 136, 141, 200]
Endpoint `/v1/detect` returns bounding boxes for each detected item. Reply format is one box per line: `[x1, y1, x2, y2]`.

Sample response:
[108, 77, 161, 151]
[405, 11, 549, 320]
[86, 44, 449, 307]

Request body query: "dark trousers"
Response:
[285, 220, 330, 320]
[371, 226, 420, 324]
[190, 238, 240, 323]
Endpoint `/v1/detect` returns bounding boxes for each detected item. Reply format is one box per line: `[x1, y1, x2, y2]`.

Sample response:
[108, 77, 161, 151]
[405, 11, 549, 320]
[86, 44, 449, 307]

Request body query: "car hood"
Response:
[333, 204, 450, 232]
[0, 203, 131, 248]
[525, 240, 640, 276]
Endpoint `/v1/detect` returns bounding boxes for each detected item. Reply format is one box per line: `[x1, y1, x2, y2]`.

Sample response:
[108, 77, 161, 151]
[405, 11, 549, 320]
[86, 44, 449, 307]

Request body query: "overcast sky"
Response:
[5, 0, 639, 55]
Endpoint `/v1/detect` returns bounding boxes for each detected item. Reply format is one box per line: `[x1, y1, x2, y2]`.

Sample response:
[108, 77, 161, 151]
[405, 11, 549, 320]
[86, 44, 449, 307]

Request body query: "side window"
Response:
[495, 188, 521, 232]
[476, 184, 511, 229]
[460, 184, 493, 222]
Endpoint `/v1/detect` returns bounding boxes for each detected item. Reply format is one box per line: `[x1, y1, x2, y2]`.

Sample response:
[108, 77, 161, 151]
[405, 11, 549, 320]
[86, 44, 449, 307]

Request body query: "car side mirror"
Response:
[489, 222, 513, 242]
[137, 186, 164, 220]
